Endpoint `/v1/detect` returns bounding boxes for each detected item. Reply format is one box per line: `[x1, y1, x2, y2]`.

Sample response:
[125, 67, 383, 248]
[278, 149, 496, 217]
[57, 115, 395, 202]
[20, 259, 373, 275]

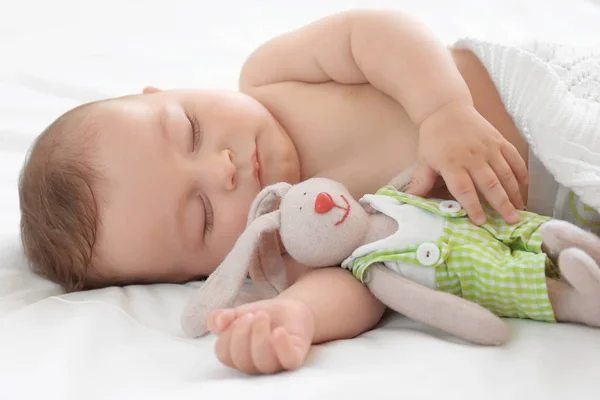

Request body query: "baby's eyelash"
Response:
[201, 195, 214, 235]
[189, 114, 202, 151]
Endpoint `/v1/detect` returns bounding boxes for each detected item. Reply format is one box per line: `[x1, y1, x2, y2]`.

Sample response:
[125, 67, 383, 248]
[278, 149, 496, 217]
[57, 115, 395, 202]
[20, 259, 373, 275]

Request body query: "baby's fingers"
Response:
[489, 154, 524, 211]
[442, 167, 486, 225]
[250, 312, 281, 374]
[502, 142, 529, 185]
[214, 322, 235, 368]
[229, 313, 257, 374]
[208, 309, 238, 333]
[471, 164, 519, 224]
[405, 162, 438, 196]
[272, 327, 310, 371]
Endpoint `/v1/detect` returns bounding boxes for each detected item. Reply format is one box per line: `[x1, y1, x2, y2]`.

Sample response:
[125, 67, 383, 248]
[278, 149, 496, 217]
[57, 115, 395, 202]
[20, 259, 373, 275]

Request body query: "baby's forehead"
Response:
[80, 88, 218, 135]
[52, 97, 137, 140]
[87, 95, 159, 130]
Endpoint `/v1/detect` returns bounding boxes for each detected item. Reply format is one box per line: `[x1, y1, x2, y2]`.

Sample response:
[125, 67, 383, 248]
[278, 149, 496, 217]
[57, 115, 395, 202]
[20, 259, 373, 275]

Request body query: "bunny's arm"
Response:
[366, 263, 510, 345]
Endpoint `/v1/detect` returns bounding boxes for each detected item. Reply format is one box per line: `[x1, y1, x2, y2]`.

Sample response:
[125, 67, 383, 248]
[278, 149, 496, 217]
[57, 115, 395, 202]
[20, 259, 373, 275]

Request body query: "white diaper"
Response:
[528, 150, 600, 235]
[454, 38, 600, 234]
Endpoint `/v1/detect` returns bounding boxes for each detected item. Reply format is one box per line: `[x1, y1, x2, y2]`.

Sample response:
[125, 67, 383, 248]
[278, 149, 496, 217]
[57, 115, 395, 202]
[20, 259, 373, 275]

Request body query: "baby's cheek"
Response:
[215, 209, 250, 256]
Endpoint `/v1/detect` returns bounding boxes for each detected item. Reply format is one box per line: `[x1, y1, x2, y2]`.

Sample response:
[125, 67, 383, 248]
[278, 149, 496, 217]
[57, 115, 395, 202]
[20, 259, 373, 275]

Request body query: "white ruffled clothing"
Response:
[454, 39, 600, 231]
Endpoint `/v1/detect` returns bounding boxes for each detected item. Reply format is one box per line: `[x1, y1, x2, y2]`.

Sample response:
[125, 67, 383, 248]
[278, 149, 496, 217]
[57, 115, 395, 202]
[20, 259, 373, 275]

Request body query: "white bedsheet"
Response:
[1, 0, 600, 399]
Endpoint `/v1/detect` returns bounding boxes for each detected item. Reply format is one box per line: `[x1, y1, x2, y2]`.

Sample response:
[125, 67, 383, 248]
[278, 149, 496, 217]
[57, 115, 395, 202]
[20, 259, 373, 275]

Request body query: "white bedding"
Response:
[1, 0, 600, 399]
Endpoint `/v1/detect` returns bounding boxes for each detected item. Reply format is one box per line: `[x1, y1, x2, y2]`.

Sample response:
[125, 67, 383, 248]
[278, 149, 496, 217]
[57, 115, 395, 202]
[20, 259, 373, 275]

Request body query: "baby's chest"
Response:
[248, 81, 421, 196]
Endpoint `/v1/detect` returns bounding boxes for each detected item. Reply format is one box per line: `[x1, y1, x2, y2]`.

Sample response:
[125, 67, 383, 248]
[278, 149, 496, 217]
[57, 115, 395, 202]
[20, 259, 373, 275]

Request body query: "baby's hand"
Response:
[208, 297, 315, 375]
[406, 102, 528, 225]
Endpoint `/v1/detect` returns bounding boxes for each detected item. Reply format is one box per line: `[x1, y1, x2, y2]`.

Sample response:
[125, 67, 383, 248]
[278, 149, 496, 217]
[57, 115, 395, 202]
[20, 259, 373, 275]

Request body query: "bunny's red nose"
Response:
[315, 192, 335, 214]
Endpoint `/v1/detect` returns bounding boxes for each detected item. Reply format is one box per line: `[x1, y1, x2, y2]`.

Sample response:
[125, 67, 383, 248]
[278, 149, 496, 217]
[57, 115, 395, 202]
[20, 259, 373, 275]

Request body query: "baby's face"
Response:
[91, 88, 300, 284]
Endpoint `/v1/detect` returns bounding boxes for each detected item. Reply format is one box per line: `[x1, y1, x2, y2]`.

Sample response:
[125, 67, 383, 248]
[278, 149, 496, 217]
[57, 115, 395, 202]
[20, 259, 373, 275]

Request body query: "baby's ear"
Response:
[142, 86, 162, 94]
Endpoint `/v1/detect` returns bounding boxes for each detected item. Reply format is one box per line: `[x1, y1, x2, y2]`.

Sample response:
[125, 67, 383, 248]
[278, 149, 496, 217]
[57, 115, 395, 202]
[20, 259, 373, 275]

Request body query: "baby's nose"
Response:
[220, 149, 237, 191]
[315, 192, 334, 214]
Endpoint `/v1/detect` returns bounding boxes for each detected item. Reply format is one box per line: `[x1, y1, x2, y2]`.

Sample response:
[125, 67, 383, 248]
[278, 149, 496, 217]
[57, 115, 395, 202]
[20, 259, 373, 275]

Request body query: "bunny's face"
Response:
[279, 178, 370, 267]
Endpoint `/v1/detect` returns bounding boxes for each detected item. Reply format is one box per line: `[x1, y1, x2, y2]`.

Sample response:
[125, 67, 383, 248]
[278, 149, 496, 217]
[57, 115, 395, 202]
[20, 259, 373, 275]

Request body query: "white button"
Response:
[439, 200, 462, 214]
[416, 243, 440, 266]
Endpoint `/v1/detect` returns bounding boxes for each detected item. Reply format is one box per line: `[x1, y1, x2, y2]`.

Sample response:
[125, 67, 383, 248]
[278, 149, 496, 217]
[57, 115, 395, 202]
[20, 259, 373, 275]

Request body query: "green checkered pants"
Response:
[346, 186, 557, 323]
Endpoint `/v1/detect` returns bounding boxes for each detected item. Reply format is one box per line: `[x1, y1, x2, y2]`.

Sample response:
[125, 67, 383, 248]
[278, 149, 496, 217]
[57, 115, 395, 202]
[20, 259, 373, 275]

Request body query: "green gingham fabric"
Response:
[345, 185, 557, 323]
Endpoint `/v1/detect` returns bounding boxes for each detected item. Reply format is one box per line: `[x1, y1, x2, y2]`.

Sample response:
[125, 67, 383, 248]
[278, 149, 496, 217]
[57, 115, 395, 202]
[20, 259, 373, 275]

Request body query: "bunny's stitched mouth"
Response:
[334, 195, 351, 226]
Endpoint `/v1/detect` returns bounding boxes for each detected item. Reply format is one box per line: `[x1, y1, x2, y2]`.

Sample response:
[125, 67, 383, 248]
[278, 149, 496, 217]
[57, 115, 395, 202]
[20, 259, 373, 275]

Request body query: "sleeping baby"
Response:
[18, 9, 600, 374]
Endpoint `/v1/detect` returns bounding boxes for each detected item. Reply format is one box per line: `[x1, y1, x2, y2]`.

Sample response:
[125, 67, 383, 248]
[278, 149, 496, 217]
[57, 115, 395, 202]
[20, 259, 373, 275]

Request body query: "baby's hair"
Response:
[19, 102, 105, 292]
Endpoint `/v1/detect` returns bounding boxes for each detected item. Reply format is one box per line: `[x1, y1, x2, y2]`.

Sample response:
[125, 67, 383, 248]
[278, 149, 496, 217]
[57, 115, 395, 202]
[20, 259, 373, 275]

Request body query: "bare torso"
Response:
[244, 48, 529, 281]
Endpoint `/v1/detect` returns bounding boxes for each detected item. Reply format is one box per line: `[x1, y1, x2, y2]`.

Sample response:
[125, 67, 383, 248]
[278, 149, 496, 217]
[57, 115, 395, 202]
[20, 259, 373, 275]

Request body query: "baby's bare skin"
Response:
[91, 10, 530, 374]
[205, 12, 529, 374]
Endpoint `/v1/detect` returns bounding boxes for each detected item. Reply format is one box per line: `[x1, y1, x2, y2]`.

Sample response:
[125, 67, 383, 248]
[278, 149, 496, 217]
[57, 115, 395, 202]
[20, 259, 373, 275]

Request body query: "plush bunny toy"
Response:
[181, 171, 600, 345]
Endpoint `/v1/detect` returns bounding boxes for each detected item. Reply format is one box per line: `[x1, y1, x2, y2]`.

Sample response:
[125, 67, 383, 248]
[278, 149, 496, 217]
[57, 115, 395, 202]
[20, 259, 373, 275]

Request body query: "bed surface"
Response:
[1, 0, 600, 399]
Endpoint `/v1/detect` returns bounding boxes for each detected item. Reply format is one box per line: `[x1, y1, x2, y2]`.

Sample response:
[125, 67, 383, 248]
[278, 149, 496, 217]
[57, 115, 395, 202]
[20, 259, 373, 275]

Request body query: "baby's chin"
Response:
[261, 158, 301, 188]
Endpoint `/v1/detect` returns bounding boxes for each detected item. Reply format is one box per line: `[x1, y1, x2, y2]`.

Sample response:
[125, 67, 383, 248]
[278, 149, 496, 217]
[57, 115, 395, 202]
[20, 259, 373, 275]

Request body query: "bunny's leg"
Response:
[366, 263, 510, 346]
[546, 248, 600, 327]
[539, 219, 600, 263]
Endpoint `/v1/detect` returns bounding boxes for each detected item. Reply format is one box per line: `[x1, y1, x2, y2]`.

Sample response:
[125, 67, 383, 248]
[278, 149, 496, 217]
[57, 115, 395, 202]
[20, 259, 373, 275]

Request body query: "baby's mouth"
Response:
[334, 195, 351, 226]
[251, 144, 261, 186]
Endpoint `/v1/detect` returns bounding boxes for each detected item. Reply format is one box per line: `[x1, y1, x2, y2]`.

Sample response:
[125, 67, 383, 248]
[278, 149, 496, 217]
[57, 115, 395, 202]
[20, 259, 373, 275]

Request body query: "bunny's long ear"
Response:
[247, 182, 292, 223]
[180, 183, 292, 338]
[244, 182, 292, 298]
[181, 210, 281, 338]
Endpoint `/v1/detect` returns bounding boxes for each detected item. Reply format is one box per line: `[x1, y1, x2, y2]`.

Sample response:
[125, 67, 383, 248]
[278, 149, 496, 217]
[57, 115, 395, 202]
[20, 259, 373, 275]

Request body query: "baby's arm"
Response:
[280, 265, 385, 343]
[208, 266, 385, 374]
[240, 9, 527, 225]
[240, 9, 469, 126]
